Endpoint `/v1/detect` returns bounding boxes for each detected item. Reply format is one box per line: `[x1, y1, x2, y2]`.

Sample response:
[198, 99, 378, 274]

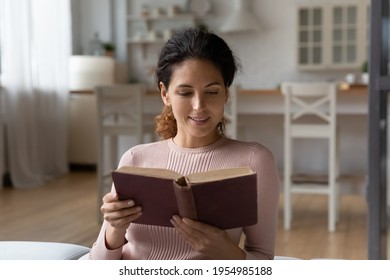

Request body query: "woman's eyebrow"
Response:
[205, 82, 222, 87]
[176, 84, 193, 88]
[176, 82, 222, 88]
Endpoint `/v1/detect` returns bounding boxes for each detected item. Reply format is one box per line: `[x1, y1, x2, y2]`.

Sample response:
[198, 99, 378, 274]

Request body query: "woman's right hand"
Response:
[100, 192, 142, 249]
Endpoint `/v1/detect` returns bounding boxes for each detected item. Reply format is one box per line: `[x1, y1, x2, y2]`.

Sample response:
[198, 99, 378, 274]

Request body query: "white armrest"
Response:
[0, 241, 90, 260]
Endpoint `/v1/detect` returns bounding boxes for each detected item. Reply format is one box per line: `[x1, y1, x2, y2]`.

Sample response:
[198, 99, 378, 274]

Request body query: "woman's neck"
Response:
[172, 132, 222, 148]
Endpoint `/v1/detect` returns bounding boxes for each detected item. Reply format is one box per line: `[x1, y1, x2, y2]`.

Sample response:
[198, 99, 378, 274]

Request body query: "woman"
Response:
[89, 28, 280, 260]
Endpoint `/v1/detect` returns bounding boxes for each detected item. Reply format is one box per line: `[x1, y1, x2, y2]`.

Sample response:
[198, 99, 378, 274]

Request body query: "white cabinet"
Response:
[297, 1, 369, 70]
[297, 6, 324, 68]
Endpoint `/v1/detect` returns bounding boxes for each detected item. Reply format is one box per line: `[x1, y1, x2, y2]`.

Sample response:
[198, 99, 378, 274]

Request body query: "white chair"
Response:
[281, 82, 340, 232]
[224, 84, 240, 139]
[95, 84, 155, 221]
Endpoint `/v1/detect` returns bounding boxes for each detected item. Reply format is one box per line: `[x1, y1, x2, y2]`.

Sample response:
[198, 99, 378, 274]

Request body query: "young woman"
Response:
[89, 28, 280, 260]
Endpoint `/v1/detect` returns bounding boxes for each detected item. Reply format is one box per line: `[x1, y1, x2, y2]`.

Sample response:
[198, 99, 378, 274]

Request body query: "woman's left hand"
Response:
[170, 215, 246, 259]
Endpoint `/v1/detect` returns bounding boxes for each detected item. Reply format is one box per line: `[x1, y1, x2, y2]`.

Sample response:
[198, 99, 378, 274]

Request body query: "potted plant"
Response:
[103, 42, 115, 57]
[361, 60, 369, 84]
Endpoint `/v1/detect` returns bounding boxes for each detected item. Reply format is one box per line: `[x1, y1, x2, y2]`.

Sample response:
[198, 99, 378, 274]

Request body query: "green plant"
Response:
[103, 42, 115, 52]
[195, 21, 208, 32]
[361, 60, 368, 73]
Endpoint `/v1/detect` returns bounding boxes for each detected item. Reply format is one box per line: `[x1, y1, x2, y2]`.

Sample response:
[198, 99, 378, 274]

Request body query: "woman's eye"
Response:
[205, 91, 219, 95]
[178, 92, 192, 96]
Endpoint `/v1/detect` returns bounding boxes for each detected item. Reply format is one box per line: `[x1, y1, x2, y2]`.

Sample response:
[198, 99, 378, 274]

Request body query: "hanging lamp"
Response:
[220, 0, 259, 33]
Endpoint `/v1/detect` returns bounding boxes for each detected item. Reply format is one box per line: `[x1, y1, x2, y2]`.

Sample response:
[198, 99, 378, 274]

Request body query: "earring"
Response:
[217, 120, 225, 135]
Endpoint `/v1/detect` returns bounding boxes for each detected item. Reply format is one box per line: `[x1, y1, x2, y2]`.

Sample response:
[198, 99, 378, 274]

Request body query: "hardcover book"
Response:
[111, 166, 258, 229]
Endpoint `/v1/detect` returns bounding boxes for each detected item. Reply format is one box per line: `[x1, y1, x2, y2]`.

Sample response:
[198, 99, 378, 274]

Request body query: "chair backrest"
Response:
[95, 84, 145, 131]
[224, 84, 239, 139]
[281, 82, 337, 136]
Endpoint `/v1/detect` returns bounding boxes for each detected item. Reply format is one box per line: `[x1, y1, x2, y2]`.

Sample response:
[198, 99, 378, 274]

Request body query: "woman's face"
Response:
[160, 59, 227, 148]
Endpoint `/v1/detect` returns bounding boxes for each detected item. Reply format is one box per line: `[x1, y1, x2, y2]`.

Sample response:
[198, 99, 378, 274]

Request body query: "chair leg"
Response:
[284, 180, 292, 230]
[284, 137, 292, 230]
[328, 180, 336, 233]
[336, 182, 340, 222]
[328, 137, 337, 232]
[109, 135, 119, 168]
[97, 135, 105, 223]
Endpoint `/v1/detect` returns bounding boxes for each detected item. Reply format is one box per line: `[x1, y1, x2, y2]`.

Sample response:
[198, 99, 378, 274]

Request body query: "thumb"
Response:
[103, 192, 118, 203]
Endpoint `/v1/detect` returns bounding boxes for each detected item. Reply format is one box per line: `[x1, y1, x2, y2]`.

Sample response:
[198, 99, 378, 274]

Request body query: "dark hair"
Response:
[155, 27, 239, 139]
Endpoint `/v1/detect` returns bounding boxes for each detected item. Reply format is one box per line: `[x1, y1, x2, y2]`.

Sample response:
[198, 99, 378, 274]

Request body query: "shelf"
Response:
[127, 38, 166, 44]
[127, 14, 194, 21]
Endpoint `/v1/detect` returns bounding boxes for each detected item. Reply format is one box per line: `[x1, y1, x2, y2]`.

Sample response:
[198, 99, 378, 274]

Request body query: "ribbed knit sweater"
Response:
[89, 137, 280, 260]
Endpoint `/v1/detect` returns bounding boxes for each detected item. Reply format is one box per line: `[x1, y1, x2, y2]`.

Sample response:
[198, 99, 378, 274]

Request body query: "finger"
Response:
[104, 205, 142, 220]
[101, 199, 136, 213]
[182, 217, 217, 232]
[171, 216, 201, 244]
[105, 211, 142, 228]
[104, 206, 142, 222]
[178, 217, 224, 247]
[171, 216, 207, 235]
[103, 192, 118, 203]
[103, 192, 136, 206]
[171, 216, 191, 235]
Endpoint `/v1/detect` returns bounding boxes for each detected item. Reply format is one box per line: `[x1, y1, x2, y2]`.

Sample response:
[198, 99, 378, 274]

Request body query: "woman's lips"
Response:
[188, 116, 210, 124]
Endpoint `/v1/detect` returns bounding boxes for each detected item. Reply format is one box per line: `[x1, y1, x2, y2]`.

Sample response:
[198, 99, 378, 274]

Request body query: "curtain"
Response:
[0, 88, 3, 190]
[0, 0, 71, 188]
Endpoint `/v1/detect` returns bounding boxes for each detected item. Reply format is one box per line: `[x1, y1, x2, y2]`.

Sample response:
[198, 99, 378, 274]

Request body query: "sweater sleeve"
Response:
[88, 149, 136, 260]
[88, 219, 126, 260]
[242, 144, 280, 259]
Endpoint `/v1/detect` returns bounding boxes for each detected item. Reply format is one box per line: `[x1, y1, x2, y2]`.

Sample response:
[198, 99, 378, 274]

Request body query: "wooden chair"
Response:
[95, 84, 155, 221]
[281, 82, 340, 232]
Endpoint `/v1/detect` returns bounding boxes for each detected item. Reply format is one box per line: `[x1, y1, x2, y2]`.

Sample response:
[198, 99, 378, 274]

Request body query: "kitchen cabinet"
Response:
[297, 1, 370, 70]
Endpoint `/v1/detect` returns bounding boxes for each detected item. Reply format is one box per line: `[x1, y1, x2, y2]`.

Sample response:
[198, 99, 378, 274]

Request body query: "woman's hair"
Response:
[155, 27, 239, 140]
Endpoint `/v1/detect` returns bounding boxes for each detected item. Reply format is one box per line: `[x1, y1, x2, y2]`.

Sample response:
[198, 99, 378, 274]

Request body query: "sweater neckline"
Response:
[167, 137, 228, 154]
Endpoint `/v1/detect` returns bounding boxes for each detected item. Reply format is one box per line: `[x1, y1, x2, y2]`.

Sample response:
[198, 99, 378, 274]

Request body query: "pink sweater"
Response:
[89, 137, 280, 260]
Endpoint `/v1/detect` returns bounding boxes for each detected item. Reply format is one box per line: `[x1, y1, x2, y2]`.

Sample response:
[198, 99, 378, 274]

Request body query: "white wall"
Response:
[71, 0, 112, 55]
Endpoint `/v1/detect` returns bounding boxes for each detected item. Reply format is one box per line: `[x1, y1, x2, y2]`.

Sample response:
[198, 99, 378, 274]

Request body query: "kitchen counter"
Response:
[68, 84, 371, 179]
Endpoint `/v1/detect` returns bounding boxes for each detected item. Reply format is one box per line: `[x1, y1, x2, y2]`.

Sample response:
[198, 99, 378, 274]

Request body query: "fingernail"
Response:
[172, 215, 180, 221]
[128, 200, 135, 206]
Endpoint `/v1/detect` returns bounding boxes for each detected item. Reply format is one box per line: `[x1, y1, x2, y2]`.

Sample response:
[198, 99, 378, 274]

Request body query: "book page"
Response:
[116, 166, 182, 180]
[186, 166, 254, 184]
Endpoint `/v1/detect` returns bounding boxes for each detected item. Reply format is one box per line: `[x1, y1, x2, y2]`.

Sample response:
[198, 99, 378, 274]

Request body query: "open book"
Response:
[111, 166, 258, 229]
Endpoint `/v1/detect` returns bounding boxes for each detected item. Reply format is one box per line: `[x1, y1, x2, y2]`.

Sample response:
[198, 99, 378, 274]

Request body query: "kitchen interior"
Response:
[1, 0, 390, 259]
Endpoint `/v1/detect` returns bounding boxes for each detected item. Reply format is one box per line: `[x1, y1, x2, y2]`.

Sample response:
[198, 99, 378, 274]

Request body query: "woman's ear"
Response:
[160, 82, 171, 106]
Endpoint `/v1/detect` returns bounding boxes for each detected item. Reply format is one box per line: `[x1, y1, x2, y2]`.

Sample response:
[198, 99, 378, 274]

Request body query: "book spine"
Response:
[173, 180, 198, 220]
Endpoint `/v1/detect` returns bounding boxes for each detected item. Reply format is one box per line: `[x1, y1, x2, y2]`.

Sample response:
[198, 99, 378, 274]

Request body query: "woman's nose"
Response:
[193, 94, 206, 111]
